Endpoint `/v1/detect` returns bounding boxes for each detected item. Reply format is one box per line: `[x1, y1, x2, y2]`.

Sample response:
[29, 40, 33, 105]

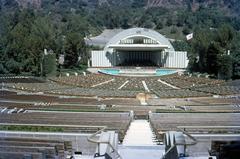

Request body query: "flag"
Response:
[186, 33, 193, 40]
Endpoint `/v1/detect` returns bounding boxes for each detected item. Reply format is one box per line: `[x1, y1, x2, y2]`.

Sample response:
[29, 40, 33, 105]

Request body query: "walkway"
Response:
[157, 79, 180, 89]
[91, 79, 115, 88]
[120, 120, 165, 159]
[122, 120, 157, 146]
[119, 145, 165, 159]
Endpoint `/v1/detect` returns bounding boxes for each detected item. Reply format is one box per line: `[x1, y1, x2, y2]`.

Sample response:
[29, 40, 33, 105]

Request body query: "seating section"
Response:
[159, 74, 224, 89]
[51, 74, 112, 88]
[46, 87, 140, 97]
[3, 73, 238, 98]
[0, 137, 72, 159]
[8, 82, 72, 92]
[150, 113, 240, 133]
[50, 75, 174, 91]
[191, 85, 240, 95]
[152, 89, 210, 98]
[0, 112, 132, 140]
[0, 76, 44, 83]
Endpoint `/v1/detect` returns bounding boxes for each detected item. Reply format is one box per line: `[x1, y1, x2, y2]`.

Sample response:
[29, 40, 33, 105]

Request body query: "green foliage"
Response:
[232, 51, 240, 79]
[166, 18, 173, 26]
[182, 26, 190, 35]
[64, 33, 86, 68]
[216, 24, 234, 48]
[231, 32, 240, 79]
[0, 63, 7, 74]
[0, 125, 64, 132]
[132, 0, 146, 8]
[172, 41, 189, 51]
[43, 53, 57, 77]
[206, 42, 222, 75]
[217, 55, 233, 80]
[156, 21, 163, 30]
[5, 58, 21, 74]
[188, 24, 238, 79]
[189, 28, 211, 72]
[170, 26, 177, 34]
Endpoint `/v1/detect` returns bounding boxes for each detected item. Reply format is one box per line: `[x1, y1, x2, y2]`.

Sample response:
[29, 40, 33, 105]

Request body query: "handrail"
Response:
[87, 126, 122, 159]
[160, 127, 197, 159]
[161, 125, 240, 159]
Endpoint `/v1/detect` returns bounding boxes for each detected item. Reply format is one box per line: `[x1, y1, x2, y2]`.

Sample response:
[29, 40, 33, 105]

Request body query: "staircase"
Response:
[85, 120, 165, 159]
[122, 120, 157, 146]
[119, 120, 165, 159]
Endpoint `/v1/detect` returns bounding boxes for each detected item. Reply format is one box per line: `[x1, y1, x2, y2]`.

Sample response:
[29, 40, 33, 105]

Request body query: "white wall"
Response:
[162, 51, 188, 68]
[91, 51, 115, 67]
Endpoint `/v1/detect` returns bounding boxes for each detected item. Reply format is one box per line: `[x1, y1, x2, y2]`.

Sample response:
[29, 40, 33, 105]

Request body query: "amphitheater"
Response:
[0, 28, 240, 159]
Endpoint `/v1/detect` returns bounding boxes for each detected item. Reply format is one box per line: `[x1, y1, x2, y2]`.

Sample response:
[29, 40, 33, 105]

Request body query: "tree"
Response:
[64, 33, 86, 68]
[206, 42, 222, 75]
[231, 32, 240, 79]
[189, 28, 211, 73]
[172, 40, 189, 51]
[232, 51, 240, 79]
[156, 21, 163, 30]
[43, 53, 57, 77]
[28, 16, 56, 76]
[217, 55, 233, 80]
[5, 58, 21, 74]
[166, 18, 173, 26]
[216, 24, 234, 48]
[170, 26, 177, 34]
[182, 26, 190, 35]
[132, 0, 146, 8]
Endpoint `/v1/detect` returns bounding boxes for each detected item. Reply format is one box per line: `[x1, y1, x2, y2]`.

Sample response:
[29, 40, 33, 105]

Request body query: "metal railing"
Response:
[87, 125, 122, 159]
[161, 125, 240, 159]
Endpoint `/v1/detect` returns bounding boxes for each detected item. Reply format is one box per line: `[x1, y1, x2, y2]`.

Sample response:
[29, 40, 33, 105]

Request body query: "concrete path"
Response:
[91, 79, 115, 88]
[122, 120, 157, 146]
[118, 80, 129, 90]
[142, 81, 150, 92]
[119, 145, 165, 159]
[157, 79, 180, 89]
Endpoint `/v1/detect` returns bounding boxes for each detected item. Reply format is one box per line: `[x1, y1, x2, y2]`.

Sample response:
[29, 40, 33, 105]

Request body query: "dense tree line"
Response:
[0, 2, 239, 79]
[188, 25, 236, 79]
[0, 9, 89, 76]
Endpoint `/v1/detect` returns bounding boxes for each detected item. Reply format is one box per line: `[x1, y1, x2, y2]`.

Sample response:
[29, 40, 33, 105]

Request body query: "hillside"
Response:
[1, 0, 240, 16]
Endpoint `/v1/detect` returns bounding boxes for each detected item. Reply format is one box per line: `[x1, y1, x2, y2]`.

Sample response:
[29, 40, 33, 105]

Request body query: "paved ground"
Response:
[122, 120, 157, 146]
[119, 145, 165, 159]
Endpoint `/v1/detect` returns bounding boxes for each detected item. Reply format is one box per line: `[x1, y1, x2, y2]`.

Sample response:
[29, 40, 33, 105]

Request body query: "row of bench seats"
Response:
[150, 112, 240, 134]
[45, 87, 140, 98]
[8, 82, 71, 92]
[0, 111, 132, 140]
[50, 74, 112, 88]
[152, 89, 210, 98]
[191, 85, 240, 95]
[160, 74, 224, 89]
[0, 137, 72, 159]
[51, 75, 172, 91]
[0, 77, 44, 83]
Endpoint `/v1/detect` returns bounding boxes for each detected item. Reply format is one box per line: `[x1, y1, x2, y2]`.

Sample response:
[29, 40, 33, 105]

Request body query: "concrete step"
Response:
[122, 120, 158, 146]
[118, 145, 165, 159]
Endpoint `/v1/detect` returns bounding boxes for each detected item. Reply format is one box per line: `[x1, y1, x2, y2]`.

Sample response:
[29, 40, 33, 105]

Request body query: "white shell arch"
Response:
[104, 28, 175, 52]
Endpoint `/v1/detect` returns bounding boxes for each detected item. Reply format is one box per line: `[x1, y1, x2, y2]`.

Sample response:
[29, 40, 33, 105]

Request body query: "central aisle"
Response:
[122, 120, 157, 146]
[119, 120, 165, 159]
